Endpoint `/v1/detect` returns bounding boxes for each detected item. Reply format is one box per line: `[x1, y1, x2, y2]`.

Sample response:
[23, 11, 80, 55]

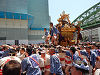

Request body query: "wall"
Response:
[0, 18, 28, 40]
[98, 27, 100, 41]
[0, 0, 27, 14]
[0, 0, 49, 44]
[28, 30, 45, 44]
[28, 30, 44, 40]
[28, 0, 50, 28]
[81, 28, 99, 42]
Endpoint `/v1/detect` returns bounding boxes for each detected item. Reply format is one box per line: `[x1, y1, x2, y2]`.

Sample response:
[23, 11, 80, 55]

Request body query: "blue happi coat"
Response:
[80, 50, 97, 68]
[21, 54, 41, 75]
[50, 54, 63, 75]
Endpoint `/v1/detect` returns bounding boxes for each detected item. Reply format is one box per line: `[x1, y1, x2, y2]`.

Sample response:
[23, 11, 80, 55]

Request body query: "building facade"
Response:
[81, 27, 100, 42]
[28, 0, 50, 44]
[0, 0, 50, 45]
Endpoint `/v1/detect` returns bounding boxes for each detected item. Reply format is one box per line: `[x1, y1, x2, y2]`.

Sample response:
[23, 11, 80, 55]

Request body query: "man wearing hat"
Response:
[49, 48, 63, 75]
[39, 50, 50, 75]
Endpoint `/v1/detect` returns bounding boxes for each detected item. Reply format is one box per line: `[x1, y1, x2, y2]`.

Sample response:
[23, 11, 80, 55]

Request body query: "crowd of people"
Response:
[0, 22, 100, 75]
[0, 42, 100, 75]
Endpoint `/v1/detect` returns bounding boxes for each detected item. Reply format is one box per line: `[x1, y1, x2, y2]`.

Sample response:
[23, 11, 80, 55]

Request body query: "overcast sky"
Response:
[49, 0, 100, 25]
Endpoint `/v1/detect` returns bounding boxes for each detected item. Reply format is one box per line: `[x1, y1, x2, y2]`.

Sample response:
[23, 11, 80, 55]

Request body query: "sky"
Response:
[48, 0, 100, 25]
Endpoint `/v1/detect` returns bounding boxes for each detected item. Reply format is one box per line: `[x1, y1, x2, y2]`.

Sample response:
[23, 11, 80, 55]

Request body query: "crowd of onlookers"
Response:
[0, 42, 100, 75]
